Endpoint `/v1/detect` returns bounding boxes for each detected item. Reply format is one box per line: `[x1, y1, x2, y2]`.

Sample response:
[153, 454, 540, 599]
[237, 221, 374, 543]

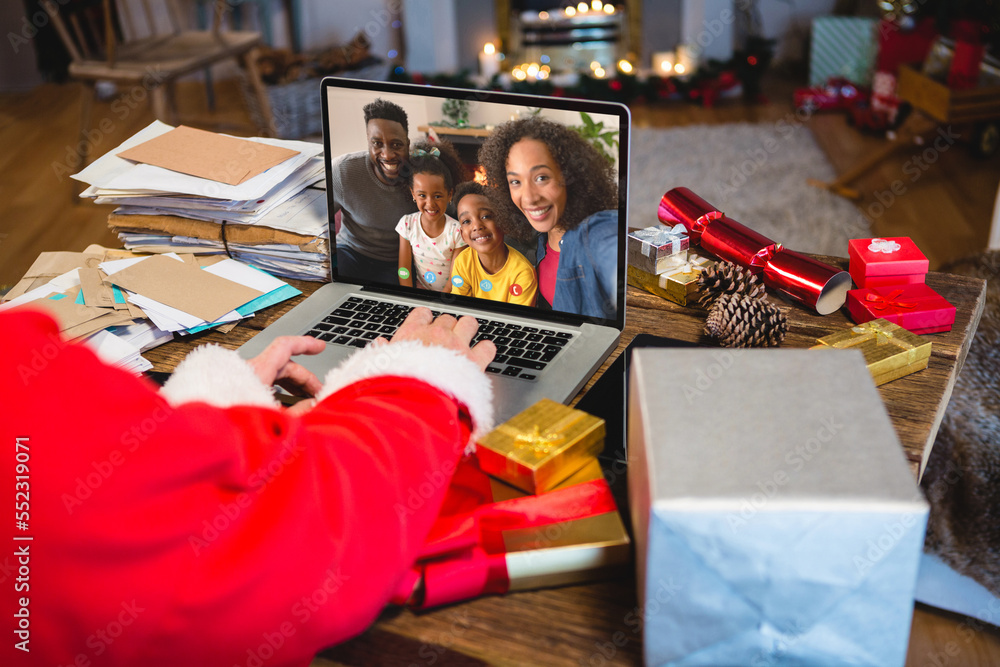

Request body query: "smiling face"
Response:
[411, 172, 451, 226]
[504, 138, 568, 234]
[457, 193, 504, 255]
[366, 118, 409, 184]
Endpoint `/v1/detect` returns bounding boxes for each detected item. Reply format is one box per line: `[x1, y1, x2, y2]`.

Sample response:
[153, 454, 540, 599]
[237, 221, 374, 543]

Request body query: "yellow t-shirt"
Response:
[449, 245, 538, 306]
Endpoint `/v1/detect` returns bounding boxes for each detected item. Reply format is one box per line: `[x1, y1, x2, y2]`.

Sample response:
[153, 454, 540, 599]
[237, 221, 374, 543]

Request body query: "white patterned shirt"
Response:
[395, 212, 466, 291]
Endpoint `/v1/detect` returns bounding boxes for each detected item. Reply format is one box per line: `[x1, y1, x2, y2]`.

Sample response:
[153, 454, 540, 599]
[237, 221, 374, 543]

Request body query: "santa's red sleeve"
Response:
[0, 308, 493, 667]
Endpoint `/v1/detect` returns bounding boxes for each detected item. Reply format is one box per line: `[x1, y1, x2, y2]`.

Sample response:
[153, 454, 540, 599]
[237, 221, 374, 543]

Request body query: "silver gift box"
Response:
[628, 348, 928, 667]
[627, 225, 690, 275]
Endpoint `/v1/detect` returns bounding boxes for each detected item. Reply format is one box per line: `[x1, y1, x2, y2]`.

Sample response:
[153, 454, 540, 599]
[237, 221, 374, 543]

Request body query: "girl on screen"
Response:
[479, 116, 619, 319]
[395, 139, 469, 292]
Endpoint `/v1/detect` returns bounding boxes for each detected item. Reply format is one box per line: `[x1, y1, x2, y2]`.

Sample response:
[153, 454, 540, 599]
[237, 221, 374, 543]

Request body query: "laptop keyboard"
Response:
[305, 296, 574, 381]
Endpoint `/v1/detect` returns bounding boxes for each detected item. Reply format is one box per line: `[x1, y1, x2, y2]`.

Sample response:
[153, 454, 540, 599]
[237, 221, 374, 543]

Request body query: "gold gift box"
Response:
[627, 251, 715, 306]
[476, 398, 606, 494]
[811, 318, 932, 386]
[488, 458, 631, 590]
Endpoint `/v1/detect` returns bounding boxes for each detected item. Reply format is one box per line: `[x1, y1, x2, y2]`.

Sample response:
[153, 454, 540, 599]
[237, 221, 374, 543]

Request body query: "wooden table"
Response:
[144, 256, 986, 666]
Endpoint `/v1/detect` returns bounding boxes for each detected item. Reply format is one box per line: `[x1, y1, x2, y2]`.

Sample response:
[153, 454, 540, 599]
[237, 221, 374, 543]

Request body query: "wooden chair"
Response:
[40, 0, 277, 169]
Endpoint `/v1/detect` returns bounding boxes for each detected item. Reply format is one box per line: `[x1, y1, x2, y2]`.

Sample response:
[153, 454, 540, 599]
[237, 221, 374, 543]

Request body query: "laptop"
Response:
[238, 76, 629, 422]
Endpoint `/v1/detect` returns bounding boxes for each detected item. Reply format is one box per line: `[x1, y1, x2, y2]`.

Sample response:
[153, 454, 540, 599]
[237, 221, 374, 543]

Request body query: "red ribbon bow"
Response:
[865, 289, 917, 312]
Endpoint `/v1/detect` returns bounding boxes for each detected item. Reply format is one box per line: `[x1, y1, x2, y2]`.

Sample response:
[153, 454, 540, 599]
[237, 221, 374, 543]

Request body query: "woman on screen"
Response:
[479, 116, 619, 319]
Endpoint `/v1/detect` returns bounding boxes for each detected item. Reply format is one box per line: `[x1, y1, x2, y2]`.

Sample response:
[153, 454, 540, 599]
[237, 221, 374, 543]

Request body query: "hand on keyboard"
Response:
[246, 335, 326, 415]
[384, 307, 496, 372]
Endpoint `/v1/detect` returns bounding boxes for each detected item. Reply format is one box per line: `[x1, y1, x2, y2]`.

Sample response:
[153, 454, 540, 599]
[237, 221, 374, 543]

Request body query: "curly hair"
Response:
[403, 138, 469, 192]
[478, 116, 618, 242]
[453, 180, 488, 206]
[363, 98, 408, 135]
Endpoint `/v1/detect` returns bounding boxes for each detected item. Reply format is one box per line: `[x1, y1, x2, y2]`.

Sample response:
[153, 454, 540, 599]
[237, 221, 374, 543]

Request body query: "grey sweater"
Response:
[329, 151, 417, 263]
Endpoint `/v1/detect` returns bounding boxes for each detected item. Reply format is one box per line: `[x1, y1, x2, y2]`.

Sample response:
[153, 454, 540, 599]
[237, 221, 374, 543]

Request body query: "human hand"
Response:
[247, 335, 326, 414]
[384, 307, 496, 371]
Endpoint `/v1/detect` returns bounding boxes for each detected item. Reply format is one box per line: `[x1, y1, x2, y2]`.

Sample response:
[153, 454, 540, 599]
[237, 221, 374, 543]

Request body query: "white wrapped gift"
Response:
[628, 348, 928, 667]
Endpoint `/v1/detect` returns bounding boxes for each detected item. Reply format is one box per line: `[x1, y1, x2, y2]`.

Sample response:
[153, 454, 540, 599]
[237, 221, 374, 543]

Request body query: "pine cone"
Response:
[704, 293, 788, 348]
[697, 261, 767, 307]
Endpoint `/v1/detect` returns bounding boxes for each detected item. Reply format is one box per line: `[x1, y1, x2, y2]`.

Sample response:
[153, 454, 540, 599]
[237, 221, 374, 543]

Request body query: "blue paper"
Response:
[184, 283, 300, 334]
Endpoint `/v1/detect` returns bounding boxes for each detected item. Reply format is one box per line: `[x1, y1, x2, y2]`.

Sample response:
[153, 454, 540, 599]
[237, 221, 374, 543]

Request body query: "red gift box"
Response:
[848, 237, 929, 288]
[846, 283, 956, 334]
[390, 457, 630, 609]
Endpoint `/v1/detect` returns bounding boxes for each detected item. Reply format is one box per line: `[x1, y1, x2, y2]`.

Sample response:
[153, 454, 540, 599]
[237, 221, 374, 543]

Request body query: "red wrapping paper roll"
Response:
[658, 187, 851, 315]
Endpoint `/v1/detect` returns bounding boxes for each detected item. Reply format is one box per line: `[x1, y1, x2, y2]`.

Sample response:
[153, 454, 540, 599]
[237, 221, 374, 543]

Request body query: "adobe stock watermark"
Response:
[747, 620, 810, 667]
[718, 107, 817, 198]
[580, 576, 684, 666]
[682, 346, 747, 403]
[58, 599, 146, 666]
[852, 512, 924, 576]
[682, 0, 759, 63]
[51, 66, 167, 182]
[16, 329, 72, 387]
[923, 596, 1000, 667]
[234, 565, 351, 667]
[864, 125, 960, 220]
[727, 414, 845, 532]
[60, 405, 174, 515]
[406, 609, 473, 667]
[189, 440, 307, 555]
[7, 0, 73, 54]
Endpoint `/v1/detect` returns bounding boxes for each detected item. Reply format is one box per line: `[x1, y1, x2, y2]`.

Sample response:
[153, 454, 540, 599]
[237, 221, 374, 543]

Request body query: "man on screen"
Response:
[329, 98, 417, 283]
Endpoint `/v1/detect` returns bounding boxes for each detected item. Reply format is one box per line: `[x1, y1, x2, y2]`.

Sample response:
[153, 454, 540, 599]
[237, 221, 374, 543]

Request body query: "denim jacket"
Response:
[536, 209, 619, 320]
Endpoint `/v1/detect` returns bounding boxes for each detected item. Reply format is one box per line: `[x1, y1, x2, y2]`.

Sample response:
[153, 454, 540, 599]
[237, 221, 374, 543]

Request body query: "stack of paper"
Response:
[1, 247, 301, 375]
[73, 121, 330, 282]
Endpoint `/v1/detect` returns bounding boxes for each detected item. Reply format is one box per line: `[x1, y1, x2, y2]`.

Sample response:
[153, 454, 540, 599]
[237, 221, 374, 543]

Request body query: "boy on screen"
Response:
[450, 181, 537, 306]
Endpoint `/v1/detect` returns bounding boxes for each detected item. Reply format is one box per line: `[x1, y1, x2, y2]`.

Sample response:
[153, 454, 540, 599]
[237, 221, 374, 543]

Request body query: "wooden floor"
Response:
[2, 73, 999, 666]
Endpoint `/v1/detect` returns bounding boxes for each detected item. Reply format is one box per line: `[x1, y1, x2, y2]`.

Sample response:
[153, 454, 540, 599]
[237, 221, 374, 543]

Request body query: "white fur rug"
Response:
[627, 123, 872, 257]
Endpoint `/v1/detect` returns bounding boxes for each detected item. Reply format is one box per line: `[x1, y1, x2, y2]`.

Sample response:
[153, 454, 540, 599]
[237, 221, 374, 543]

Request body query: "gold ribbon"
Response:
[657, 254, 712, 286]
[829, 320, 918, 363]
[493, 424, 567, 460]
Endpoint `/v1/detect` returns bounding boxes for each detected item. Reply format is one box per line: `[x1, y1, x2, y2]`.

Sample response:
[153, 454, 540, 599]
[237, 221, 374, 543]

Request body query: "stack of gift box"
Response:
[626, 224, 715, 306]
[845, 237, 956, 334]
[392, 399, 631, 609]
[810, 236, 957, 387]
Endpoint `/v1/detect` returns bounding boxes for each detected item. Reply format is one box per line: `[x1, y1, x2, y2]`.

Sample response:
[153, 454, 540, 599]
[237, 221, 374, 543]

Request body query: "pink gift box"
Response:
[848, 237, 929, 288]
[846, 283, 956, 334]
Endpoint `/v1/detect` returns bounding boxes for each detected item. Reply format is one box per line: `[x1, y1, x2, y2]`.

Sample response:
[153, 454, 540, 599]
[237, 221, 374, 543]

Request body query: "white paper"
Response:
[915, 553, 1000, 628]
[72, 121, 322, 201]
[106, 320, 174, 352]
[83, 328, 144, 370]
[202, 258, 286, 293]
[0, 269, 82, 311]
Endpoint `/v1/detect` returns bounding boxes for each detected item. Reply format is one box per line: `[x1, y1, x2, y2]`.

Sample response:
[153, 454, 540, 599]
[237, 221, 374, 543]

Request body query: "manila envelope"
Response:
[78, 268, 116, 308]
[25, 289, 116, 332]
[116, 125, 299, 186]
[4, 251, 102, 302]
[107, 255, 263, 323]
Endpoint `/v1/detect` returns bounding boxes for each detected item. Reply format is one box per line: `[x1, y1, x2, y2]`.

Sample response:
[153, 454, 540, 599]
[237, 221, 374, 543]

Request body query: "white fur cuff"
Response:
[160, 344, 278, 409]
[316, 340, 494, 444]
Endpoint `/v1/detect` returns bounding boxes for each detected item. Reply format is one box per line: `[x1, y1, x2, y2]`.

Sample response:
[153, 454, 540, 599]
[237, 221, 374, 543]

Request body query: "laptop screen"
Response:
[321, 77, 628, 330]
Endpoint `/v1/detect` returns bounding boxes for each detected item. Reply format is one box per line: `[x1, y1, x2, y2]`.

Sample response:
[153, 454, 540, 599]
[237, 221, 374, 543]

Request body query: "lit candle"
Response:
[652, 51, 675, 76]
[675, 45, 696, 76]
[480, 42, 500, 79]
